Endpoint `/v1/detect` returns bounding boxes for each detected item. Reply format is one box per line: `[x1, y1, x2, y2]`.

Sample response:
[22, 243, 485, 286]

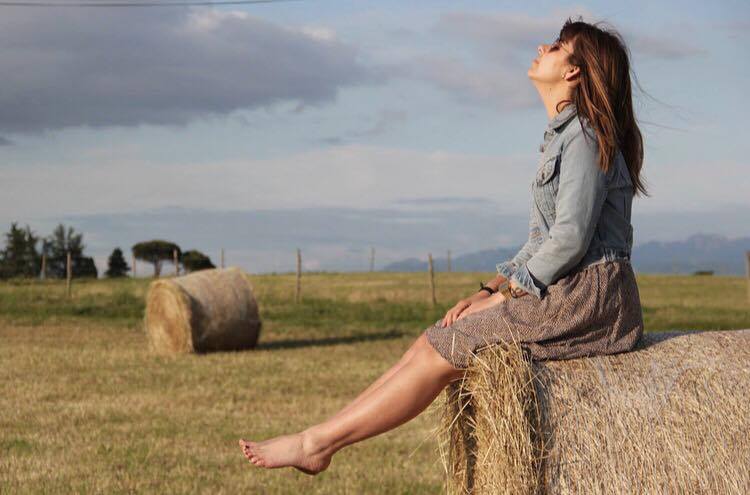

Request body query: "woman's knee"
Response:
[400, 332, 431, 362]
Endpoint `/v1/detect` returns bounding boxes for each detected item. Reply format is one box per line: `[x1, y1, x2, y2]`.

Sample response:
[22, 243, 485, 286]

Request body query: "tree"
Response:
[77, 257, 99, 278]
[181, 249, 216, 273]
[132, 240, 181, 278]
[105, 247, 130, 278]
[0, 222, 41, 279]
[41, 224, 92, 279]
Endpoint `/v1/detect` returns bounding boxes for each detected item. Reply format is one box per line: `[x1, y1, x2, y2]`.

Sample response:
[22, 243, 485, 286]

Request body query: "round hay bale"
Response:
[144, 266, 261, 353]
[435, 329, 750, 494]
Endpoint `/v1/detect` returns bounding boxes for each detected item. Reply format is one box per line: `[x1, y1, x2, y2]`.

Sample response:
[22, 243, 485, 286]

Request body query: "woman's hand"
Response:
[441, 298, 472, 328]
[456, 292, 507, 321]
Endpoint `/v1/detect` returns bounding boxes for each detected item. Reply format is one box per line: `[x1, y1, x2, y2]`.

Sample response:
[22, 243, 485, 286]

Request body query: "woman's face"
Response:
[528, 37, 575, 85]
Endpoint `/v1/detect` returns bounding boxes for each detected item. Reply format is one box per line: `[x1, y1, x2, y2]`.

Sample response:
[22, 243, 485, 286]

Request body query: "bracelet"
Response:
[478, 282, 496, 295]
[509, 285, 525, 298]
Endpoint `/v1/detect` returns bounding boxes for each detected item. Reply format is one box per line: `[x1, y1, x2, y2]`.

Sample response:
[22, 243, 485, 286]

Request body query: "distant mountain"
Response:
[632, 233, 749, 275]
[22, 203, 747, 275]
[382, 247, 519, 273]
[382, 233, 750, 275]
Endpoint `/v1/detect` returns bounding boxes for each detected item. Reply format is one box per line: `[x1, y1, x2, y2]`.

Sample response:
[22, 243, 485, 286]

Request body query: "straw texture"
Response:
[435, 329, 750, 494]
[144, 267, 261, 353]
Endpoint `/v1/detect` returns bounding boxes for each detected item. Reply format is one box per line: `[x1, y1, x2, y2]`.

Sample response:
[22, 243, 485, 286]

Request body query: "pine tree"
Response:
[105, 247, 130, 278]
[41, 224, 93, 278]
[0, 222, 41, 279]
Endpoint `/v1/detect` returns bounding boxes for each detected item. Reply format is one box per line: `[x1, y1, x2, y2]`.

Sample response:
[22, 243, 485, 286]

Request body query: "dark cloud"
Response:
[0, 8, 375, 135]
[0, 136, 13, 146]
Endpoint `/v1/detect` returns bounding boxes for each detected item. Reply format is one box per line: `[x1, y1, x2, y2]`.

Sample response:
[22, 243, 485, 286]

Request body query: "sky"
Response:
[1, 0, 749, 274]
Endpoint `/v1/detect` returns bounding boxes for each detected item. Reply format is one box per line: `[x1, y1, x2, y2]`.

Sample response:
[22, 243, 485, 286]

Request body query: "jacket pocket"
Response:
[535, 154, 559, 186]
[534, 153, 560, 220]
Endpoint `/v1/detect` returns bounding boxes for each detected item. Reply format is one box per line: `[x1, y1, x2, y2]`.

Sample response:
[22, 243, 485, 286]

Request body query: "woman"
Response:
[239, 17, 648, 475]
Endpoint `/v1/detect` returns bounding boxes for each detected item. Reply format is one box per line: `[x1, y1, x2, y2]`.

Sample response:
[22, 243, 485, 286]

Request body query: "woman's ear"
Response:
[563, 65, 581, 87]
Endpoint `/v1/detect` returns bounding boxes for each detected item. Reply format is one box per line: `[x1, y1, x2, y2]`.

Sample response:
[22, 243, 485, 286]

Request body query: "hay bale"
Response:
[435, 330, 750, 494]
[144, 267, 261, 353]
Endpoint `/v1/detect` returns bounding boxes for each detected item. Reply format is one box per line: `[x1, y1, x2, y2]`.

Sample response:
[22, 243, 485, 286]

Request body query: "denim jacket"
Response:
[496, 103, 634, 300]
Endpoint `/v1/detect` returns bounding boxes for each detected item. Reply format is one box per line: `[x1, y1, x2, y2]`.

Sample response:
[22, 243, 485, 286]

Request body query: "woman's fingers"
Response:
[443, 311, 455, 327]
[446, 310, 458, 326]
[442, 300, 472, 327]
[441, 312, 452, 327]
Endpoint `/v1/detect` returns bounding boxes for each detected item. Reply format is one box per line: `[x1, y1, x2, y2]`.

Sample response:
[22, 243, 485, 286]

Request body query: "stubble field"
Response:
[1, 270, 748, 494]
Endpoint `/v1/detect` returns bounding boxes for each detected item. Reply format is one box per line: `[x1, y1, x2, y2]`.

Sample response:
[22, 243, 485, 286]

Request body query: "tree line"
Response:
[0, 222, 216, 280]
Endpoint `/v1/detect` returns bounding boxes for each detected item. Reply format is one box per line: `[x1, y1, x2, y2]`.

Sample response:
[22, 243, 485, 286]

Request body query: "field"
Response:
[1, 270, 749, 494]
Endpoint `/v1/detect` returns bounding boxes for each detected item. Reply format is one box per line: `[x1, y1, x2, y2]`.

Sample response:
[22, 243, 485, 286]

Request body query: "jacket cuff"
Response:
[510, 263, 546, 300]
[496, 261, 517, 279]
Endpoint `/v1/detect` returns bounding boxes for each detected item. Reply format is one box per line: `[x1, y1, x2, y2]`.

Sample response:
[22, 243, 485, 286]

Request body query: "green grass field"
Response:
[1, 271, 749, 494]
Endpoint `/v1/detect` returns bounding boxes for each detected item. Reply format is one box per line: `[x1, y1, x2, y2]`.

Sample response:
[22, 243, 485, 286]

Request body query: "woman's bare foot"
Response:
[238, 431, 332, 475]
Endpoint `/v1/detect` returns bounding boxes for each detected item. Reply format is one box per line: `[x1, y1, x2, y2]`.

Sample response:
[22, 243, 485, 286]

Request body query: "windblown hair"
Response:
[557, 16, 649, 198]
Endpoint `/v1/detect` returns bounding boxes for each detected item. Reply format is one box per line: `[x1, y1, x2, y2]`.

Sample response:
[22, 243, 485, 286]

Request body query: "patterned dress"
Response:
[424, 258, 644, 369]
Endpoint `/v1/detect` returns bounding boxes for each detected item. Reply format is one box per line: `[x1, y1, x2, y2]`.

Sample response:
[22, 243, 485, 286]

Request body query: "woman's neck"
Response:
[536, 85, 573, 121]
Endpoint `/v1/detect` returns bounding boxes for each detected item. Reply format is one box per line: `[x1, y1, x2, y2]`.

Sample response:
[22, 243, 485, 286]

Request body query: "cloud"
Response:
[0, 136, 12, 146]
[0, 7, 375, 135]
[623, 32, 708, 60]
[715, 20, 750, 39]
[0, 143, 538, 220]
[352, 109, 407, 138]
[387, 10, 706, 108]
[434, 10, 706, 61]
[392, 196, 495, 208]
[321, 108, 407, 144]
[392, 53, 537, 109]
[433, 11, 567, 53]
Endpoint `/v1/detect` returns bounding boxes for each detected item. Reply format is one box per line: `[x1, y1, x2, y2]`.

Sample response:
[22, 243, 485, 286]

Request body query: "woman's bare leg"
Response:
[326, 332, 431, 422]
[239, 332, 465, 474]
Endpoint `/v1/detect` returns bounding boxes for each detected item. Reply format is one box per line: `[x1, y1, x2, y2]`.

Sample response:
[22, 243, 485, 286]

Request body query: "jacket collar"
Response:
[539, 103, 578, 152]
[547, 102, 578, 133]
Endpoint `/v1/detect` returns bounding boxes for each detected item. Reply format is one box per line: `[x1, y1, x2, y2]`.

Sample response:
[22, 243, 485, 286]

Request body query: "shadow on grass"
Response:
[256, 329, 406, 351]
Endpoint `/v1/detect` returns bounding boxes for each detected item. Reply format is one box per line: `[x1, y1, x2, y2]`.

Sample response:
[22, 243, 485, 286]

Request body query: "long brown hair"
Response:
[557, 16, 649, 198]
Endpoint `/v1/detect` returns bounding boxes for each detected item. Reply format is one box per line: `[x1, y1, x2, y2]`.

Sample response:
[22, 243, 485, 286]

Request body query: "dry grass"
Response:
[1, 270, 749, 493]
[436, 330, 750, 494]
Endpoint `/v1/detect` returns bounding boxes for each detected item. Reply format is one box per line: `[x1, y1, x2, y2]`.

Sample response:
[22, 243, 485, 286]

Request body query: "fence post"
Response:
[370, 246, 375, 272]
[221, 248, 225, 269]
[40, 253, 46, 280]
[132, 253, 136, 278]
[173, 249, 179, 276]
[447, 249, 452, 273]
[428, 253, 436, 307]
[66, 251, 72, 298]
[295, 248, 302, 303]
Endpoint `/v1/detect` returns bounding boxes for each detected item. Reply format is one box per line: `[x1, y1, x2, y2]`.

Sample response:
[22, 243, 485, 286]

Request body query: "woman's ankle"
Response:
[300, 426, 336, 457]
